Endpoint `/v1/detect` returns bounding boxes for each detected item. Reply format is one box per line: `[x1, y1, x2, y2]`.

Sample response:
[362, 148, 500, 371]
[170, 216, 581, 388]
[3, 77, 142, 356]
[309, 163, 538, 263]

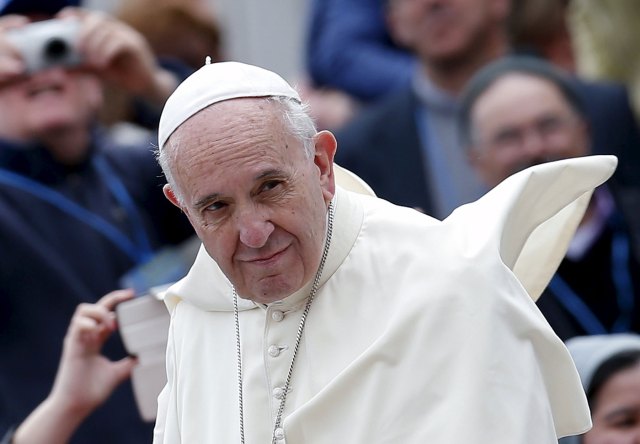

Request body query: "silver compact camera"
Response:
[6, 19, 82, 74]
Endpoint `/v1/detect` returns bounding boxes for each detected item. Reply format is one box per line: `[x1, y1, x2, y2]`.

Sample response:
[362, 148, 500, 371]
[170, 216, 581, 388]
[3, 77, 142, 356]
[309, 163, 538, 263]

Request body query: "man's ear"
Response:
[313, 130, 337, 201]
[164, 184, 198, 228]
[163, 184, 182, 209]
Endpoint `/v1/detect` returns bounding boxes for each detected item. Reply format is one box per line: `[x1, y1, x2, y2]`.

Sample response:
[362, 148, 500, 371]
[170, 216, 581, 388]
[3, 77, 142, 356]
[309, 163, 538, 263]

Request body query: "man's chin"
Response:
[32, 116, 92, 142]
[239, 278, 303, 305]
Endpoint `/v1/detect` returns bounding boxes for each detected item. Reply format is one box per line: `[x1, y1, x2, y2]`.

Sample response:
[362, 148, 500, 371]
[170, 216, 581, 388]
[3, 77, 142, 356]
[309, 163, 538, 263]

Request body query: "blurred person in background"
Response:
[0, 0, 194, 442]
[561, 334, 640, 444]
[116, 1, 222, 71]
[334, 0, 640, 220]
[508, 0, 575, 72]
[305, 0, 416, 104]
[335, 0, 509, 218]
[99, 0, 222, 143]
[459, 56, 640, 340]
[303, 0, 416, 132]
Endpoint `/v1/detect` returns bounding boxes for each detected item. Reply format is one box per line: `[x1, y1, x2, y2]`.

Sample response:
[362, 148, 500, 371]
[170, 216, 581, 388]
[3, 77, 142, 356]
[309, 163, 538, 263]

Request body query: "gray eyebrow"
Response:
[192, 168, 287, 210]
[193, 192, 221, 211]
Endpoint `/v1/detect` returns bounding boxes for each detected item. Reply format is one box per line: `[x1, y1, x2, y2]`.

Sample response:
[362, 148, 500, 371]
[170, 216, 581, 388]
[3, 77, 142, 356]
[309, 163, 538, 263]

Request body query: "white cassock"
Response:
[154, 155, 617, 444]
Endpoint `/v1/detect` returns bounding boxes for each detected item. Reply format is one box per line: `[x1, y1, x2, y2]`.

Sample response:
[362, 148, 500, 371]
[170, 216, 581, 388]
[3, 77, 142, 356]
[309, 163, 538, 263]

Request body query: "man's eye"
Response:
[205, 201, 227, 212]
[261, 180, 282, 192]
[612, 417, 638, 429]
[494, 130, 521, 147]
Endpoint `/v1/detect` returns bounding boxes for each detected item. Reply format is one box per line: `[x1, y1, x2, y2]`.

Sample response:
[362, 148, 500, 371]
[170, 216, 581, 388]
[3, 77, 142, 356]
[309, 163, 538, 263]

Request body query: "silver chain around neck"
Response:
[233, 201, 335, 444]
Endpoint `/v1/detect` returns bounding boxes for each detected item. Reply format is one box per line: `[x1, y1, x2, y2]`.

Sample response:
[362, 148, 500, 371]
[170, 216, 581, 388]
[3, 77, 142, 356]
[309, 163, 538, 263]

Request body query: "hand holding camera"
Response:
[0, 14, 30, 82]
[5, 18, 82, 74]
[59, 7, 178, 105]
[0, 8, 176, 105]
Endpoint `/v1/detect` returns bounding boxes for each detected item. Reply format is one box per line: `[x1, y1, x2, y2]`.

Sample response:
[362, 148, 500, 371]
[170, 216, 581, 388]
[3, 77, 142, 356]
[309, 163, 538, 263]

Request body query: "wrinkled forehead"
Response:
[167, 101, 309, 205]
[158, 61, 300, 150]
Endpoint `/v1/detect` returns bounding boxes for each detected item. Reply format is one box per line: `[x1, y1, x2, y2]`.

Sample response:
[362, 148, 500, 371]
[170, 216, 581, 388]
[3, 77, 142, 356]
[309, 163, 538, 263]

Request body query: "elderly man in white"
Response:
[152, 59, 613, 443]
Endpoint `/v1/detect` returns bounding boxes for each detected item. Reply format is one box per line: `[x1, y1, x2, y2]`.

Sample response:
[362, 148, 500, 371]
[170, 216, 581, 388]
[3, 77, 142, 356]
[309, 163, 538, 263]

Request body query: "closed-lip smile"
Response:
[243, 245, 289, 265]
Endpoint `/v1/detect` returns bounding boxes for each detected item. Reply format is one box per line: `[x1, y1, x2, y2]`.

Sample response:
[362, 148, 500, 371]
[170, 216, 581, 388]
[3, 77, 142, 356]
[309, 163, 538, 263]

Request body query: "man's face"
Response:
[469, 73, 590, 187]
[0, 67, 102, 141]
[387, 0, 509, 66]
[165, 99, 336, 304]
[583, 362, 640, 444]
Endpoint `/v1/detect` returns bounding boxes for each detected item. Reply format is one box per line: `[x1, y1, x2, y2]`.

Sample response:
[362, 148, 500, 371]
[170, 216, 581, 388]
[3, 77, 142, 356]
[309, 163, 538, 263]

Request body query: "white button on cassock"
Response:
[273, 387, 285, 399]
[274, 427, 285, 440]
[268, 345, 281, 357]
[271, 310, 284, 322]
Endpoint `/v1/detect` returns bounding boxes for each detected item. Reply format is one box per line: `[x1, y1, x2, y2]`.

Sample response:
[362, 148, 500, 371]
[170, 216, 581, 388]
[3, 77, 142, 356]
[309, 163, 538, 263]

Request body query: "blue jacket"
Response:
[306, 0, 415, 102]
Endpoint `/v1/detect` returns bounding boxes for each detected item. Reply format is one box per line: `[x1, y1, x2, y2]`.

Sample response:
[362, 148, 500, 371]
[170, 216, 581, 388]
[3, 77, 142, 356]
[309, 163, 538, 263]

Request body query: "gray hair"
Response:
[457, 55, 587, 148]
[155, 96, 318, 204]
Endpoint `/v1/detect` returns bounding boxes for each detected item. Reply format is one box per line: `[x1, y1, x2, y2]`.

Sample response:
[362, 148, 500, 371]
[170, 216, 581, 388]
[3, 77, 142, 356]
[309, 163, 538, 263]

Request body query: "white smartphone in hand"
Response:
[116, 287, 171, 422]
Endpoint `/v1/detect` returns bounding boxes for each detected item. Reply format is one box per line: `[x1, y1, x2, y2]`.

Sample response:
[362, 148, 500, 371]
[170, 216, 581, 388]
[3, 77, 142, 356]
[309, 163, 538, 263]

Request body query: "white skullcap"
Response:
[158, 60, 301, 150]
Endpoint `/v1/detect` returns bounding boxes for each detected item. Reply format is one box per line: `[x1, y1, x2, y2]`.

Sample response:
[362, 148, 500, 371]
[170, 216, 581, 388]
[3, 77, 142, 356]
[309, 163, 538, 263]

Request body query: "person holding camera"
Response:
[4, 290, 137, 444]
[0, 0, 195, 443]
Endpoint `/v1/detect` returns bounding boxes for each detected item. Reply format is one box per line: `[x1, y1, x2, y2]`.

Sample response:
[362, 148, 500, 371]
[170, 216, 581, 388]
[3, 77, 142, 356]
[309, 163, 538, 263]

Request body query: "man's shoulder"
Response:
[354, 194, 442, 248]
[343, 194, 506, 302]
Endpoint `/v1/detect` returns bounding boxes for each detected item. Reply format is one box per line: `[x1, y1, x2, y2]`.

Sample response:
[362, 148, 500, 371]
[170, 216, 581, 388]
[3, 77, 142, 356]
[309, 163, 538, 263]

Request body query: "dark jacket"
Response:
[537, 181, 640, 340]
[0, 131, 194, 443]
[335, 88, 435, 213]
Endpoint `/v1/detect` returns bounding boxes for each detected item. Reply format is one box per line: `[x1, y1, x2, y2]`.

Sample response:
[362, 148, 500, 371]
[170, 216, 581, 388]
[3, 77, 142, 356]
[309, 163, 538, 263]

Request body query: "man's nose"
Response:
[521, 128, 547, 156]
[236, 210, 274, 249]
